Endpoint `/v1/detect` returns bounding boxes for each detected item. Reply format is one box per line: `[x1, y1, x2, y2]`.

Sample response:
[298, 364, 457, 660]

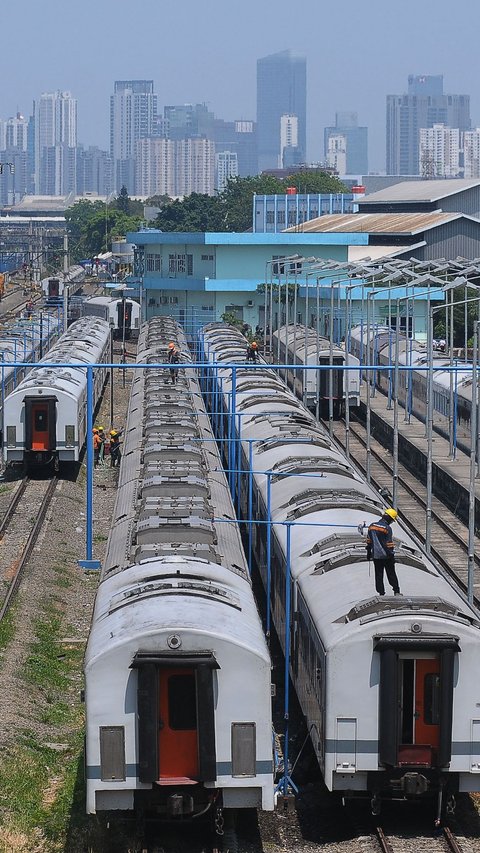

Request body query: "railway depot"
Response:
[2, 203, 480, 850]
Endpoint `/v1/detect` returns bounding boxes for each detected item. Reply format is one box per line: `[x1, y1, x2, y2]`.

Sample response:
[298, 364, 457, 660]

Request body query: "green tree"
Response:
[116, 186, 131, 215]
[281, 170, 348, 194]
[65, 199, 143, 259]
[154, 194, 226, 232]
[220, 175, 285, 231]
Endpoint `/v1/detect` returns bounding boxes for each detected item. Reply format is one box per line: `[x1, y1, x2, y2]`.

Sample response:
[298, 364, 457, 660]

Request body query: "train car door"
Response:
[116, 300, 132, 337]
[25, 397, 56, 452]
[398, 655, 440, 766]
[414, 658, 441, 750]
[48, 278, 60, 299]
[158, 668, 199, 781]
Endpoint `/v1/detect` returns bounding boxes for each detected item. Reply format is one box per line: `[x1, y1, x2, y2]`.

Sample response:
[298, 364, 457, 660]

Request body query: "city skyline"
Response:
[1, 0, 480, 174]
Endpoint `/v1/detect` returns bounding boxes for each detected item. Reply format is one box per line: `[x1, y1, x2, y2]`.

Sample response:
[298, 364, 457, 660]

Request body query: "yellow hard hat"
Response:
[110, 429, 118, 437]
[384, 508, 398, 521]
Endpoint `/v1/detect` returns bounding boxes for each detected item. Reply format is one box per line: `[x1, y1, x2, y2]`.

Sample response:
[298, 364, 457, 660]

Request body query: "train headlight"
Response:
[167, 634, 182, 649]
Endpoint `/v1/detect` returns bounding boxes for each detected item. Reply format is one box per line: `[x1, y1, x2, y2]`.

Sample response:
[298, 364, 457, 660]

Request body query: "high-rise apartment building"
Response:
[324, 112, 368, 174]
[34, 91, 77, 194]
[0, 113, 30, 204]
[419, 125, 461, 177]
[76, 145, 114, 196]
[257, 50, 306, 172]
[110, 80, 157, 193]
[215, 151, 238, 191]
[464, 129, 480, 178]
[213, 119, 257, 177]
[176, 138, 215, 196]
[386, 75, 470, 175]
[134, 137, 215, 197]
[135, 138, 176, 197]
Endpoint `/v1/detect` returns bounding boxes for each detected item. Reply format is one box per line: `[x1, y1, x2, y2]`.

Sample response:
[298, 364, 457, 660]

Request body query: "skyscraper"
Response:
[34, 91, 77, 195]
[257, 50, 306, 173]
[110, 80, 157, 192]
[324, 112, 368, 175]
[386, 75, 470, 175]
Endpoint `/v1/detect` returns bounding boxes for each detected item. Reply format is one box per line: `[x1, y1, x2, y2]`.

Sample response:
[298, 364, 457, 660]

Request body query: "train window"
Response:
[6, 426, 16, 447]
[424, 673, 441, 725]
[401, 660, 414, 744]
[65, 425, 75, 446]
[168, 674, 197, 731]
[35, 411, 47, 431]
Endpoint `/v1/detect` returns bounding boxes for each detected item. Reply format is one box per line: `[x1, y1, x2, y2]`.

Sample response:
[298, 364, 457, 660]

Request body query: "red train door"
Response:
[158, 668, 199, 782]
[414, 658, 441, 751]
[31, 404, 50, 450]
[25, 397, 56, 453]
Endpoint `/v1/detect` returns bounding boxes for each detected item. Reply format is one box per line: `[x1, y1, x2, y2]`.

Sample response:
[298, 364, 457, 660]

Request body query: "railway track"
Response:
[375, 824, 466, 852]
[0, 476, 58, 620]
[330, 416, 480, 600]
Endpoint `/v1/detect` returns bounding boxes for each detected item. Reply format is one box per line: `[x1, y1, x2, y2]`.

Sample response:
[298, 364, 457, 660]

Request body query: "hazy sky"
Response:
[2, 0, 480, 172]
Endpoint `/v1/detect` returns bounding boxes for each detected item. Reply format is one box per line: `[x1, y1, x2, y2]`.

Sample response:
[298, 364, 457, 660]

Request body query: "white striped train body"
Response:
[0, 308, 61, 406]
[82, 295, 141, 339]
[84, 317, 274, 821]
[272, 324, 361, 416]
[349, 324, 474, 455]
[199, 322, 480, 811]
[3, 317, 110, 469]
[42, 264, 86, 305]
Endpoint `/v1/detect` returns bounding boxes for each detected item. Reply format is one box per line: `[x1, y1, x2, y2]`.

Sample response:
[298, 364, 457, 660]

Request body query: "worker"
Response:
[366, 508, 401, 596]
[92, 428, 101, 468]
[167, 341, 180, 384]
[246, 341, 259, 363]
[97, 426, 106, 465]
[109, 429, 122, 467]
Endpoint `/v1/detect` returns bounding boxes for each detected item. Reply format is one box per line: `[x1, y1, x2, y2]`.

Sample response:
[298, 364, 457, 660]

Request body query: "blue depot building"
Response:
[127, 229, 370, 332]
[127, 225, 447, 339]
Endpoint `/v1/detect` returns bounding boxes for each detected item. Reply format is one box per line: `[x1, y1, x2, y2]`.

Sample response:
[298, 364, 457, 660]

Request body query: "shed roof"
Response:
[358, 178, 480, 205]
[284, 211, 467, 235]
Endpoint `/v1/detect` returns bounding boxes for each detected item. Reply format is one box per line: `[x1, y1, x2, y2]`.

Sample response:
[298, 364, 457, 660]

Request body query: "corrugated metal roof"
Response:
[358, 178, 480, 204]
[284, 211, 461, 234]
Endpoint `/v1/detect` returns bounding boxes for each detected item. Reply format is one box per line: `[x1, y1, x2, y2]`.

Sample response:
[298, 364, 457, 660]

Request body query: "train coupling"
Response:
[166, 792, 194, 817]
[399, 772, 429, 797]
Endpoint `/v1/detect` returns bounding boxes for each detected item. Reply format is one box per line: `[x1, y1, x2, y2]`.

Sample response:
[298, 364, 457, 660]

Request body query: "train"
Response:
[3, 317, 110, 470]
[198, 322, 480, 817]
[271, 324, 361, 417]
[349, 324, 473, 455]
[42, 265, 86, 305]
[82, 295, 141, 339]
[84, 317, 274, 828]
[0, 308, 61, 404]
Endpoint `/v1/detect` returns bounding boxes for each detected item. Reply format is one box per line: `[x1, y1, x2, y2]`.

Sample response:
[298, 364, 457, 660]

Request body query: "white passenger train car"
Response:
[349, 324, 474, 454]
[82, 295, 140, 339]
[3, 317, 110, 468]
[0, 309, 61, 403]
[199, 323, 480, 817]
[272, 324, 361, 416]
[42, 264, 86, 304]
[84, 317, 274, 824]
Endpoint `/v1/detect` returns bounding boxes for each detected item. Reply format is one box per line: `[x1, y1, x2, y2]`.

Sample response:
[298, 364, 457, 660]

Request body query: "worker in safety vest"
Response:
[93, 428, 101, 468]
[366, 508, 401, 596]
[167, 342, 180, 384]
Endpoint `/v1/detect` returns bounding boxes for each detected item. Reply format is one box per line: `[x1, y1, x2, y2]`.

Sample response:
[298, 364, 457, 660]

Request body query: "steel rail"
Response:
[376, 825, 463, 853]
[0, 476, 29, 539]
[0, 477, 58, 621]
